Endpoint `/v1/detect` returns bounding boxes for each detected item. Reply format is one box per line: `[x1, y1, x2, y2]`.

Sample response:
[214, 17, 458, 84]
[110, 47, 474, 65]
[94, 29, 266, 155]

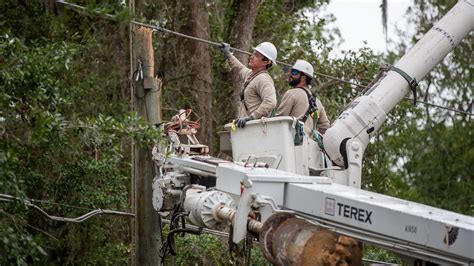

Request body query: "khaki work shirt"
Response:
[276, 86, 330, 134]
[229, 55, 277, 118]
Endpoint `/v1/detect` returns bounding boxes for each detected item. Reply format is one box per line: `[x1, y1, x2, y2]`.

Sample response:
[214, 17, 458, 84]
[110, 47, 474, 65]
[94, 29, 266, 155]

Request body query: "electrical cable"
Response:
[404, 97, 472, 116]
[53, 0, 386, 88]
[160, 218, 396, 265]
[159, 188, 188, 262]
[166, 227, 203, 256]
[56, 0, 473, 117]
[0, 193, 416, 265]
[0, 193, 134, 222]
[161, 218, 230, 238]
[30, 198, 95, 211]
[164, 109, 201, 133]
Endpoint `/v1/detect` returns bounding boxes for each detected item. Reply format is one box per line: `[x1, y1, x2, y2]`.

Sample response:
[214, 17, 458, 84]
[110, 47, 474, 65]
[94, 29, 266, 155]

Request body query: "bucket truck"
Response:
[152, 0, 474, 264]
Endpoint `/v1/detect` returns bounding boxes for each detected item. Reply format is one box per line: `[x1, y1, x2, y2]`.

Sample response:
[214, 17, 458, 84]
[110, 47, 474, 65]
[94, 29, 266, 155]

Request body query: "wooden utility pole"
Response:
[131, 26, 162, 265]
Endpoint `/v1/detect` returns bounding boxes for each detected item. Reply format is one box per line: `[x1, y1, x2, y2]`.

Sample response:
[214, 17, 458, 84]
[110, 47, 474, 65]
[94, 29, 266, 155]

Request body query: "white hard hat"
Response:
[292, 59, 314, 78]
[254, 42, 277, 65]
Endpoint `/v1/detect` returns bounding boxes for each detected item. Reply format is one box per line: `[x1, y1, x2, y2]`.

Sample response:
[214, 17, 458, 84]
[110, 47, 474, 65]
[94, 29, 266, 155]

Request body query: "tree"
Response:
[180, 0, 214, 147]
[226, 0, 263, 116]
[0, 1, 161, 264]
[365, 0, 473, 215]
[7, 0, 470, 264]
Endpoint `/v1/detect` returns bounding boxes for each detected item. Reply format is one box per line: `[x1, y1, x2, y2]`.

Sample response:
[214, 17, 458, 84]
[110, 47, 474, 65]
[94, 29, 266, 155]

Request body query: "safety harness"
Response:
[240, 70, 267, 113]
[298, 87, 319, 123]
[294, 87, 321, 146]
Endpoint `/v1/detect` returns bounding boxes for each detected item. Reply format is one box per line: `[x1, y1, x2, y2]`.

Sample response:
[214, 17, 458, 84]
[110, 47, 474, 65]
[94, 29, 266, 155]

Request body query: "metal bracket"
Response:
[252, 194, 293, 222]
[143, 77, 154, 90]
[232, 176, 254, 244]
[346, 139, 363, 188]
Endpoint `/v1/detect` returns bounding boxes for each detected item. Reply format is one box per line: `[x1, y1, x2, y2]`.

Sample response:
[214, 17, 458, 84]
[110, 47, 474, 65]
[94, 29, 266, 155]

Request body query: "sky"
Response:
[324, 0, 411, 54]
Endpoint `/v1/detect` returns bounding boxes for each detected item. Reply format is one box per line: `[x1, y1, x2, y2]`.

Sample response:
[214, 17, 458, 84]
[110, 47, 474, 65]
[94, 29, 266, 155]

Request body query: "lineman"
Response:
[276, 59, 330, 135]
[219, 42, 277, 128]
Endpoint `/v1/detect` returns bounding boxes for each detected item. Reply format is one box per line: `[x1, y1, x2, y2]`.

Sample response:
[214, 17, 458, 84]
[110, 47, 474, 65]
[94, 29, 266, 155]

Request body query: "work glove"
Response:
[219, 42, 231, 59]
[236, 116, 252, 128]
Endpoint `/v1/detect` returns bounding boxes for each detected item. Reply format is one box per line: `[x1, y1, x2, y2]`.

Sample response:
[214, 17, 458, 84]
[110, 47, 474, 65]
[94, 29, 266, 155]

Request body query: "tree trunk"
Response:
[228, 0, 263, 116]
[181, 0, 213, 148]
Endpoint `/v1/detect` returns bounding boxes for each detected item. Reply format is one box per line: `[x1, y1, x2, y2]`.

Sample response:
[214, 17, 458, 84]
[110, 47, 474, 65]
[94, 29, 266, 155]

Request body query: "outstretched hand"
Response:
[219, 42, 231, 59]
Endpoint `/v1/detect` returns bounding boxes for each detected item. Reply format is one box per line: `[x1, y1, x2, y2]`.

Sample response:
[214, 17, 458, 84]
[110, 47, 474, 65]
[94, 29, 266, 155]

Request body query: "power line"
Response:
[0, 193, 134, 223]
[2, 194, 393, 264]
[161, 218, 230, 238]
[56, 0, 473, 117]
[405, 97, 473, 116]
[55, 0, 368, 85]
[30, 198, 96, 211]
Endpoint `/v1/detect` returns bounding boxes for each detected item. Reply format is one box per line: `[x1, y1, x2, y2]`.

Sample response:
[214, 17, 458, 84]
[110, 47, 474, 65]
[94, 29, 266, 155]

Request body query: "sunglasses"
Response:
[290, 69, 300, 76]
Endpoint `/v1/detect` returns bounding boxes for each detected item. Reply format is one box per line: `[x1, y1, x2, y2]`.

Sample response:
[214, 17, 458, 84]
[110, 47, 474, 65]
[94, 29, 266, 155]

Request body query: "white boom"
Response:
[323, 0, 474, 167]
[160, 118, 473, 264]
[152, 1, 474, 264]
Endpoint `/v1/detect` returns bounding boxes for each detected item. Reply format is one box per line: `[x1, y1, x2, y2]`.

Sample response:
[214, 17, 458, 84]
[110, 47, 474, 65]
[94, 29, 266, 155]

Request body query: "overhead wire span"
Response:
[55, 0, 368, 81]
[29, 197, 96, 211]
[0, 193, 393, 264]
[56, 0, 473, 117]
[0, 193, 134, 223]
[0, 194, 400, 265]
[404, 97, 473, 116]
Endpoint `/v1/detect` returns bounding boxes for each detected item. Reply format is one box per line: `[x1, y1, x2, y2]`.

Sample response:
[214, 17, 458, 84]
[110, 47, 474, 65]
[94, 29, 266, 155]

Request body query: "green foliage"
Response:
[367, 0, 473, 216]
[1, 0, 471, 264]
[0, 208, 48, 265]
[364, 245, 402, 264]
[162, 225, 269, 265]
[387, 121, 474, 215]
[173, 232, 231, 264]
[0, 1, 161, 264]
[362, 1, 473, 260]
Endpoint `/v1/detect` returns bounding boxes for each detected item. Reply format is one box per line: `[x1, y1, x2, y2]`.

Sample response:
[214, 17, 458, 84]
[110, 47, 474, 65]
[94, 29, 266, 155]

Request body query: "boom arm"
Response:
[323, 0, 474, 167]
[152, 1, 474, 264]
[157, 156, 474, 264]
